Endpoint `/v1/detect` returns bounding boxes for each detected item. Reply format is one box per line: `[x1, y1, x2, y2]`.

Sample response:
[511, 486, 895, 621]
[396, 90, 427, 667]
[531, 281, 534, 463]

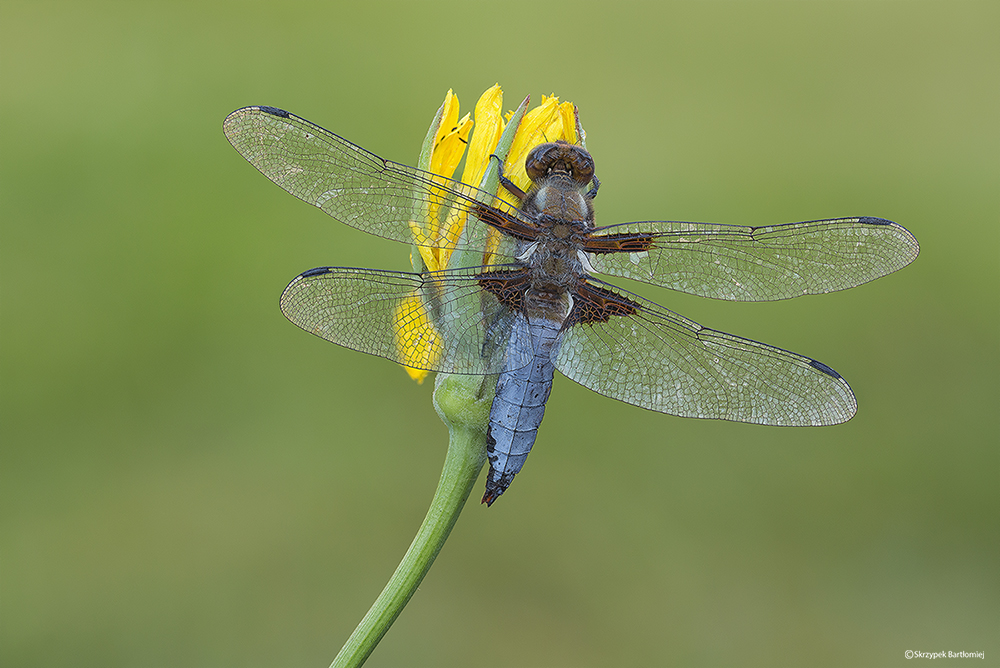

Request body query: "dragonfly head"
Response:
[525, 140, 595, 187]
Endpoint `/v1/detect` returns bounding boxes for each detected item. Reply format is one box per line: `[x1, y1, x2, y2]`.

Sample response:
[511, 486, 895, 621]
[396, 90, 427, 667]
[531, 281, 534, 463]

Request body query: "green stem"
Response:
[330, 373, 491, 668]
[332, 91, 530, 667]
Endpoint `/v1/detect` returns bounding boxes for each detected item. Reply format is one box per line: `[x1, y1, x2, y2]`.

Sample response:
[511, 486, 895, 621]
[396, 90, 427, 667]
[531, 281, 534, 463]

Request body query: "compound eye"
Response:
[525, 143, 560, 181]
[569, 149, 595, 182]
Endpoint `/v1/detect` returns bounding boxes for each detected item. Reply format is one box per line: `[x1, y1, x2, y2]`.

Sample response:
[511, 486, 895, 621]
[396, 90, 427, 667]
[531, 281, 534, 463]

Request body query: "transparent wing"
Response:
[224, 106, 523, 259]
[586, 217, 919, 301]
[279, 266, 530, 375]
[554, 281, 857, 426]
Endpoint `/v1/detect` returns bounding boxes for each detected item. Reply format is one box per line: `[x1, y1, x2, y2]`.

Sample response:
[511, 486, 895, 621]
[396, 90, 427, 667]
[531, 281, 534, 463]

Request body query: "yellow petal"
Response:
[558, 100, 577, 144]
[433, 89, 460, 163]
[461, 84, 504, 189]
[404, 365, 430, 383]
[424, 92, 474, 271]
[431, 112, 472, 180]
[428, 118, 472, 270]
[411, 90, 457, 272]
[408, 219, 442, 272]
[430, 112, 473, 247]
[394, 291, 443, 384]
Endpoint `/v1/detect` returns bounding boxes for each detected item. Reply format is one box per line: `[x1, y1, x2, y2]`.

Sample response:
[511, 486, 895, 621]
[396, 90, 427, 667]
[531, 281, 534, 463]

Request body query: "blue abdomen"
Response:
[483, 314, 562, 505]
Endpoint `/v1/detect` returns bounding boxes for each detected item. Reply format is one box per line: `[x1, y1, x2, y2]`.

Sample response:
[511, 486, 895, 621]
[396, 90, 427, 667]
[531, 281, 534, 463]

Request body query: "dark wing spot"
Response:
[300, 267, 331, 278]
[582, 232, 656, 254]
[808, 359, 843, 379]
[857, 216, 893, 226]
[258, 106, 291, 118]
[567, 281, 639, 326]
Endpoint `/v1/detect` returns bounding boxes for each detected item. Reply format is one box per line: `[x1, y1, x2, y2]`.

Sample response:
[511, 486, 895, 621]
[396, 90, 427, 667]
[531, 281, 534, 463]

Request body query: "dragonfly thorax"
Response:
[523, 176, 595, 229]
[514, 147, 599, 323]
[516, 231, 587, 323]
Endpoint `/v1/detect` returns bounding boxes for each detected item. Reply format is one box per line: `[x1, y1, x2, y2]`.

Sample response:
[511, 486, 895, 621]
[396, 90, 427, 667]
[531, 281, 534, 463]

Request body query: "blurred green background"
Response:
[2, 1, 997, 666]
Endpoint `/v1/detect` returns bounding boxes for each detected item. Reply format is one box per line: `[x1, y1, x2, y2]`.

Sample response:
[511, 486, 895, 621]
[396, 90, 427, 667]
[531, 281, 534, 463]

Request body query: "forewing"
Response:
[280, 267, 528, 375]
[554, 281, 856, 426]
[223, 106, 523, 259]
[585, 217, 919, 301]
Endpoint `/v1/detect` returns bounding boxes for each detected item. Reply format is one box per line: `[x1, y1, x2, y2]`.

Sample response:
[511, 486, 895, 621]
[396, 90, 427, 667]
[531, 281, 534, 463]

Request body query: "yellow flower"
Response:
[397, 86, 581, 382]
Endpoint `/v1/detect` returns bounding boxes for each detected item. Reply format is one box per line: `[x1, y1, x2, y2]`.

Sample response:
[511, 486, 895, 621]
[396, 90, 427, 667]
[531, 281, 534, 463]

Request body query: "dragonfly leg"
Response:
[489, 153, 528, 201]
[586, 174, 601, 199]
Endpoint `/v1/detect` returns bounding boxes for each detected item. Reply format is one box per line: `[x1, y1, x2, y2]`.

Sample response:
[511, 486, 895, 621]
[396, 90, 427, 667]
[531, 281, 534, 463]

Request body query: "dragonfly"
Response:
[223, 105, 919, 505]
